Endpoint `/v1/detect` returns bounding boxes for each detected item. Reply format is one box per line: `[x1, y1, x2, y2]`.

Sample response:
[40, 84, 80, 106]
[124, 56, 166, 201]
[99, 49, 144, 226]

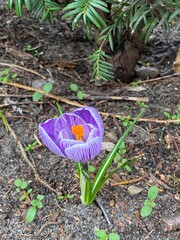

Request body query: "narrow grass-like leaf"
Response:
[90, 110, 144, 203]
[0, 110, 8, 131]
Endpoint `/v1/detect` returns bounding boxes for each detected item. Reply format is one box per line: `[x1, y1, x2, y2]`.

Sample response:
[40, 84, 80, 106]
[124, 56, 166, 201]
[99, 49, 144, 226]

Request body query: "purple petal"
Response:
[39, 119, 65, 157]
[54, 113, 86, 141]
[57, 129, 83, 155]
[73, 107, 104, 140]
[65, 137, 102, 162]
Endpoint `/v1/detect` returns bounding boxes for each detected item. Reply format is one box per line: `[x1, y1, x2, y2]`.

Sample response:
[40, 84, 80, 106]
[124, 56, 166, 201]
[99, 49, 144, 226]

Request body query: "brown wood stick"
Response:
[0, 62, 47, 79]
[69, 95, 149, 102]
[1, 81, 180, 124]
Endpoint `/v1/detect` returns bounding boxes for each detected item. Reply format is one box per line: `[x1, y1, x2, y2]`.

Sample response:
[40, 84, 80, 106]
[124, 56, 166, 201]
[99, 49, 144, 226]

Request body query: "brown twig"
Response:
[111, 113, 122, 134]
[110, 177, 143, 186]
[100, 111, 180, 124]
[0, 93, 32, 98]
[68, 95, 149, 102]
[37, 221, 62, 235]
[0, 62, 47, 79]
[1, 81, 180, 124]
[1, 81, 84, 108]
[1, 93, 149, 102]
[133, 73, 178, 85]
[6, 121, 58, 194]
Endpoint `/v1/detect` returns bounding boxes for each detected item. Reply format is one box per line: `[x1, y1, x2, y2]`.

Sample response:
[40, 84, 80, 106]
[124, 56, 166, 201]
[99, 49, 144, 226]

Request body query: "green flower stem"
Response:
[76, 162, 92, 205]
[76, 109, 144, 205]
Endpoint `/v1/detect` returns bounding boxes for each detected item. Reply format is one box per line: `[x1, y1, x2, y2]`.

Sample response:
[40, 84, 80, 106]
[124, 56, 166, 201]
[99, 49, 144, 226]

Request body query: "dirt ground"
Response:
[0, 5, 180, 240]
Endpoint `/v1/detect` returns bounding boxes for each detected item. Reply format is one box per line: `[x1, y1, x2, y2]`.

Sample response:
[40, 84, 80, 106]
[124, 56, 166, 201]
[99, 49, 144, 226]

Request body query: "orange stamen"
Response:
[71, 125, 85, 141]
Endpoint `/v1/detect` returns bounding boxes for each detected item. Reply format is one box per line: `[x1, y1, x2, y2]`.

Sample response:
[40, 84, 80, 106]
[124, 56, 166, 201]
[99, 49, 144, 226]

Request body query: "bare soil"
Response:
[0, 6, 180, 240]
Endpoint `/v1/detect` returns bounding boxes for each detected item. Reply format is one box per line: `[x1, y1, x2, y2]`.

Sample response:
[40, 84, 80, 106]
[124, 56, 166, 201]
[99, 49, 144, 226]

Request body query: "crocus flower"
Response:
[39, 107, 104, 162]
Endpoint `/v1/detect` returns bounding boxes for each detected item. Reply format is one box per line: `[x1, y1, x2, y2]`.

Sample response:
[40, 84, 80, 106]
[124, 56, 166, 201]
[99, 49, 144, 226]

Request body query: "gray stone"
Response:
[135, 66, 159, 79]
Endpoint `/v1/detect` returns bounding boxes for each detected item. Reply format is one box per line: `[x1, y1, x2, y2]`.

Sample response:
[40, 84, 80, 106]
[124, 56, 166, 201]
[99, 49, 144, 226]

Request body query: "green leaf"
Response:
[77, 91, 84, 100]
[94, 229, 108, 239]
[164, 112, 171, 118]
[144, 199, 151, 206]
[26, 206, 37, 223]
[2, 77, 9, 83]
[31, 199, 38, 207]
[86, 9, 101, 29]
[16, 188, 21, 193]
[70, 83, 79, 91]
[72, 12, 83, 29]
[32, 92, 43, 101]
[14, 179, 22, 187]
[8, 0, 13, 10]
[148, 186, 158, 200]
[150, 201, 156, 208]
[140, 205, 152, 218]
[57, 196, 65, 200]
[37, 201, 43, 209]
[67, 194, 74, 199]
[20, 194, 26, 201]
[43, 82, 53, 93]
[90, 110, 144, 203]
[11, 73, 17, 79]
[27, 188, 33, 194]
[3, 68, 10, 75]
[90, 1, 109, 13]
[25, 0, 31, 11]
[37, 194, 44, 201]
[169, 9, 180, 21]
[0, 110, 8, 132]
[88, 165, 96, 173]
[109, 232, 121, 240]
[56, 102, 63, 115]
[15, 0, 23, 16]
[20, 181, 28, 189]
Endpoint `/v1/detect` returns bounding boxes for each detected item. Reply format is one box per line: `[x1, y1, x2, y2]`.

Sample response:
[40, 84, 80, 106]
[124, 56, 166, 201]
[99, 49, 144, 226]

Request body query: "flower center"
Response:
[71, 125, 85, 141]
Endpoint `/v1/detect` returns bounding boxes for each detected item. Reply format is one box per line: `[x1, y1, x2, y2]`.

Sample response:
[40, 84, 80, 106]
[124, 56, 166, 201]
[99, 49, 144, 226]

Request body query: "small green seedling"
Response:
[136, 101, 148, 108]
[70, 83, 84, 100]
[0, 68, 17, 83]
[23, 44, 33, 52]
[23, 44, 43, 58]
[26, 194, 44, 223]
[164, 106, 180, 123]
[0, 110, 8, 132]
[94, 229, 121, 240]
[88, 165, 96, 173]
[131, 80, 142, 87]
[14, 179, 44, 223]
[14, 179, 33, 200]
[140, 186, 158, 218]
[119, 115, 132, 127]
[114, 141, 132, 172]
[33, 82, 53, 101]
[57, 195, 74, 201]
[34, 50, 43, 58]
[14, 179, 28, 193]
[25, 140, 38, 151]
